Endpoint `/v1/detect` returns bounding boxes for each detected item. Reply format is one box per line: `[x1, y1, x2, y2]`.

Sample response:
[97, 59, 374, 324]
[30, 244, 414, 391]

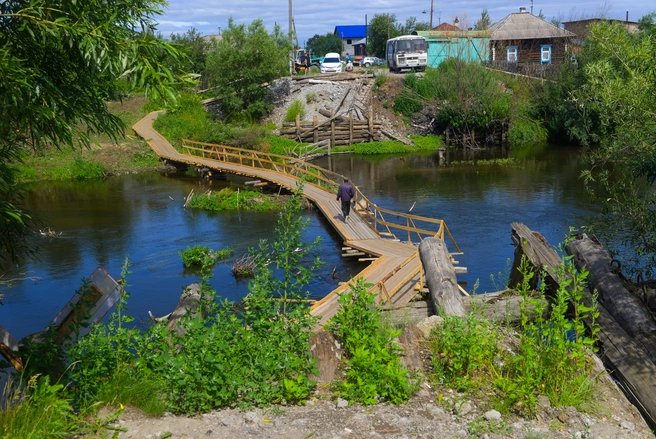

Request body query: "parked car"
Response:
[320, 53, 342, 73]
[362, 56, 384, 67]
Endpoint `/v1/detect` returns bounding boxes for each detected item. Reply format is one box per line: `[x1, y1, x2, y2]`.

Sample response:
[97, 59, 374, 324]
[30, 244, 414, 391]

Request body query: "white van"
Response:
[320, 52, 342, 74]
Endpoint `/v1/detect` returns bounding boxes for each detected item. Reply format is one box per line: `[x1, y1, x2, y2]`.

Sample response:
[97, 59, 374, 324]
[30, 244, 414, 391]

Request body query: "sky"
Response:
[155, 1, 653, 45]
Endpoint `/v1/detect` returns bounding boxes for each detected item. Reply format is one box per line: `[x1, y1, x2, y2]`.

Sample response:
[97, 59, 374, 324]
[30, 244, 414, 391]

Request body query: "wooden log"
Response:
[381, 129, 413, 145]
[566, 235, 656, 361]
[309, 330, 343, 384]
[509, 223, 559, 290]
[419, 237, 465, 316]
[166, 283, 202, 334]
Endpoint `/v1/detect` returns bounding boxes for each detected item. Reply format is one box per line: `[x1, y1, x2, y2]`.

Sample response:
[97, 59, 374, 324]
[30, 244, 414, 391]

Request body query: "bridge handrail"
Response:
[181, 139, 460, 252]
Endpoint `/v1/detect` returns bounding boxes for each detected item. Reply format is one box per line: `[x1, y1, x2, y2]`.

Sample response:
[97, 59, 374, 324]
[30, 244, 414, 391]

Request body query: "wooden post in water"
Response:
[349, 112, 353, 145]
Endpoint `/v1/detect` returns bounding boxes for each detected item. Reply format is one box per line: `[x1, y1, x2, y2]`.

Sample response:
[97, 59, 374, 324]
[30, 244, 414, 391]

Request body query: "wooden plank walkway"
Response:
[133, 111, 460, 326]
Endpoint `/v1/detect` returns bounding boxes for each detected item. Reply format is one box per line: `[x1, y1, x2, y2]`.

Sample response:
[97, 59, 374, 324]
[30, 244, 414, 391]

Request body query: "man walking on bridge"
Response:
[336, 177, 355, 223]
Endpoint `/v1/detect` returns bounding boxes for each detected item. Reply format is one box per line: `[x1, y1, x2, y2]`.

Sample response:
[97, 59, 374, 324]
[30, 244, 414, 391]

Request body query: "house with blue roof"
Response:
[334, 25, 368, 57]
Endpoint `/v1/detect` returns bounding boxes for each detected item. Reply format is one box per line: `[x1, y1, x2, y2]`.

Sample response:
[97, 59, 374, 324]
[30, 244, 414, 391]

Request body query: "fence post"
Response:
[349, 112, 353, 145]
[368, 107, 374, 142]
[295, 114, 301, 142]
[330, 110, 335, 153]
[313, 115, 319, 143]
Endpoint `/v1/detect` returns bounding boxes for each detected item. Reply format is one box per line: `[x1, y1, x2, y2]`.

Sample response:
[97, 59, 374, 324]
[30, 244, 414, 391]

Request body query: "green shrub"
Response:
[393, 90, 424, 116]
[507, 118, 548, 146]
[431, 313, 500, 391]
[373, 74, 388, 90]
[329, 278, 418, 405]
[187, 188, 284, 211]
[430, 256, 600, 417]
[284, 99, 307, 123]
[180, 245, 220, 268]
[68, 157, 107, 180]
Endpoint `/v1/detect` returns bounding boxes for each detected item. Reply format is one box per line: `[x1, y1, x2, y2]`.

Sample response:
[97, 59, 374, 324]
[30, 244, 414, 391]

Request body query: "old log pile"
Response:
[280, 112, 383, 147]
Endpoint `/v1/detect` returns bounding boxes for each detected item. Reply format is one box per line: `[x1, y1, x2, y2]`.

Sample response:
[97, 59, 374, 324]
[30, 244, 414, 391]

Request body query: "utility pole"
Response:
[387, 13, 390, 40]
[429, 0, 434, 28]
[289, 0, 293, 47]
[289, 0, 293, 74]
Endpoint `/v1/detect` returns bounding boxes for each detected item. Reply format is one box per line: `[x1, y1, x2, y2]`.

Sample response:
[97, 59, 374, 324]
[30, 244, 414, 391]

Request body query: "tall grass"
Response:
[284, 99, 306, 123]
[0, 376, 75, 439]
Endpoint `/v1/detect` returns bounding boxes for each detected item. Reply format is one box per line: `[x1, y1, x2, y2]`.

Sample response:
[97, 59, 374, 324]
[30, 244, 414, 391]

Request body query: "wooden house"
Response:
[488, 7, 574, 76]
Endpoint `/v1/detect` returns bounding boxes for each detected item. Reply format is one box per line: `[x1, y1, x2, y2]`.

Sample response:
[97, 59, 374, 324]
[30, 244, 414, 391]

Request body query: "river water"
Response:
[1, 145, 595, 340]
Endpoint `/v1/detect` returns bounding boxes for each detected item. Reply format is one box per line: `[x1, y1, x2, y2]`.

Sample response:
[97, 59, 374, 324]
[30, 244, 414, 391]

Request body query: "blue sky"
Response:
[156, 1, 653, 44]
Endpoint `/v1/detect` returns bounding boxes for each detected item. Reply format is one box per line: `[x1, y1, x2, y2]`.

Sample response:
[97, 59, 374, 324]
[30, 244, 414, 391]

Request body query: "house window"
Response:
[506, 46, 518, 63]
[346, 39, 352, 44]
[541, 45, 552, 63]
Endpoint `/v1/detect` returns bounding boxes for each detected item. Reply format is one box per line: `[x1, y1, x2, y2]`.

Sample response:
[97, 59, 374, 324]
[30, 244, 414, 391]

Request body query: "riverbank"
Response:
[15, 96, 169, 183]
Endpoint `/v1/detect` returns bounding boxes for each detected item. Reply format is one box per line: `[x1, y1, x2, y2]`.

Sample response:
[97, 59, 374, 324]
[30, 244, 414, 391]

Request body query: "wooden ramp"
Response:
[133, 111, 462, 326]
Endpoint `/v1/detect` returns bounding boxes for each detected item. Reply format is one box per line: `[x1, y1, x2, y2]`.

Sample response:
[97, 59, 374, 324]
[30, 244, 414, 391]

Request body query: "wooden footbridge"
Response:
[134, 111, 462, 326]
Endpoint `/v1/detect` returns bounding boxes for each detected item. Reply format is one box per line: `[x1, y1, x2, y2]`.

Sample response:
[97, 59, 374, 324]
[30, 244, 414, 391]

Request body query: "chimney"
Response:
[519, 7, 527, 13]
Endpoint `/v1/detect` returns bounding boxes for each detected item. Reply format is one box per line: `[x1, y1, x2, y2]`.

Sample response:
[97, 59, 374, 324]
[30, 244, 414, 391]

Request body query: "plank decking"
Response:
[134, 111, 456, 325]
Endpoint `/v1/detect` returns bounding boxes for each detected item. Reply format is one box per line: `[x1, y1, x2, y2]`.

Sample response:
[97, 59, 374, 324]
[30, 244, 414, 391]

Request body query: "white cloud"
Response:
[156, 0, 654, 43]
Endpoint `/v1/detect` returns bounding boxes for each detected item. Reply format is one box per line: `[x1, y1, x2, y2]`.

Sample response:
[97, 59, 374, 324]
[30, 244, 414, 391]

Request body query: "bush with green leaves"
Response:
[284, 100, 307, 123]
[140, 182, 320, 412]
[329, 278, 418, 405]
[431, 312, 500, 392]
[397, 59, 546, 147]
[205, 19, 291, 122]
[179, 245, 233, 268]
[430, 256, 600, 417]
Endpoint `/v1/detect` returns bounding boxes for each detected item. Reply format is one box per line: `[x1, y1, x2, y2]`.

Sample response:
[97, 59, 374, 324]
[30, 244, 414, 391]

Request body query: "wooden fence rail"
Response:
[181, 139, 460, 252]
[280, 113, 383, 147]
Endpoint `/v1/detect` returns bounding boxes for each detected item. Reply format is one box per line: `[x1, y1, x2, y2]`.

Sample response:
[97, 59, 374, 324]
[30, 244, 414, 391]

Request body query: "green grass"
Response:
[0, 376, 76, 439]
[187, 188, 286, 211]
[331, 136, 441, 155]
[94, 370, 167, 417]
[448, 158, 518, 167]
[15, 95, 161, 183]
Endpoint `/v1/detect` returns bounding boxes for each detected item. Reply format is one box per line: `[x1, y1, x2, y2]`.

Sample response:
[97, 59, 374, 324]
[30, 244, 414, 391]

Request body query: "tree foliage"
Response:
[306, 33, 342, 57]
[0, 0, 188, 265]
[170, 27, 210, 74]
[366, 14, 429, 58]
[474, 9, 491, 30]
[204, 18, 291, 121]
[572, 16, 656, 277]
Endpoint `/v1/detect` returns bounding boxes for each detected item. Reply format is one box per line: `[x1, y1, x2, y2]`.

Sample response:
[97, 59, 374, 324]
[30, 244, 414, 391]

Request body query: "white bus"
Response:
[386, 35, 428, 73]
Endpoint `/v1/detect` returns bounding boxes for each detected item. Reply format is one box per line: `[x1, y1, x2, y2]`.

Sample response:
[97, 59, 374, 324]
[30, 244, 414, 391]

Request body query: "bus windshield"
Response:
[396, 39, 426, 53]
